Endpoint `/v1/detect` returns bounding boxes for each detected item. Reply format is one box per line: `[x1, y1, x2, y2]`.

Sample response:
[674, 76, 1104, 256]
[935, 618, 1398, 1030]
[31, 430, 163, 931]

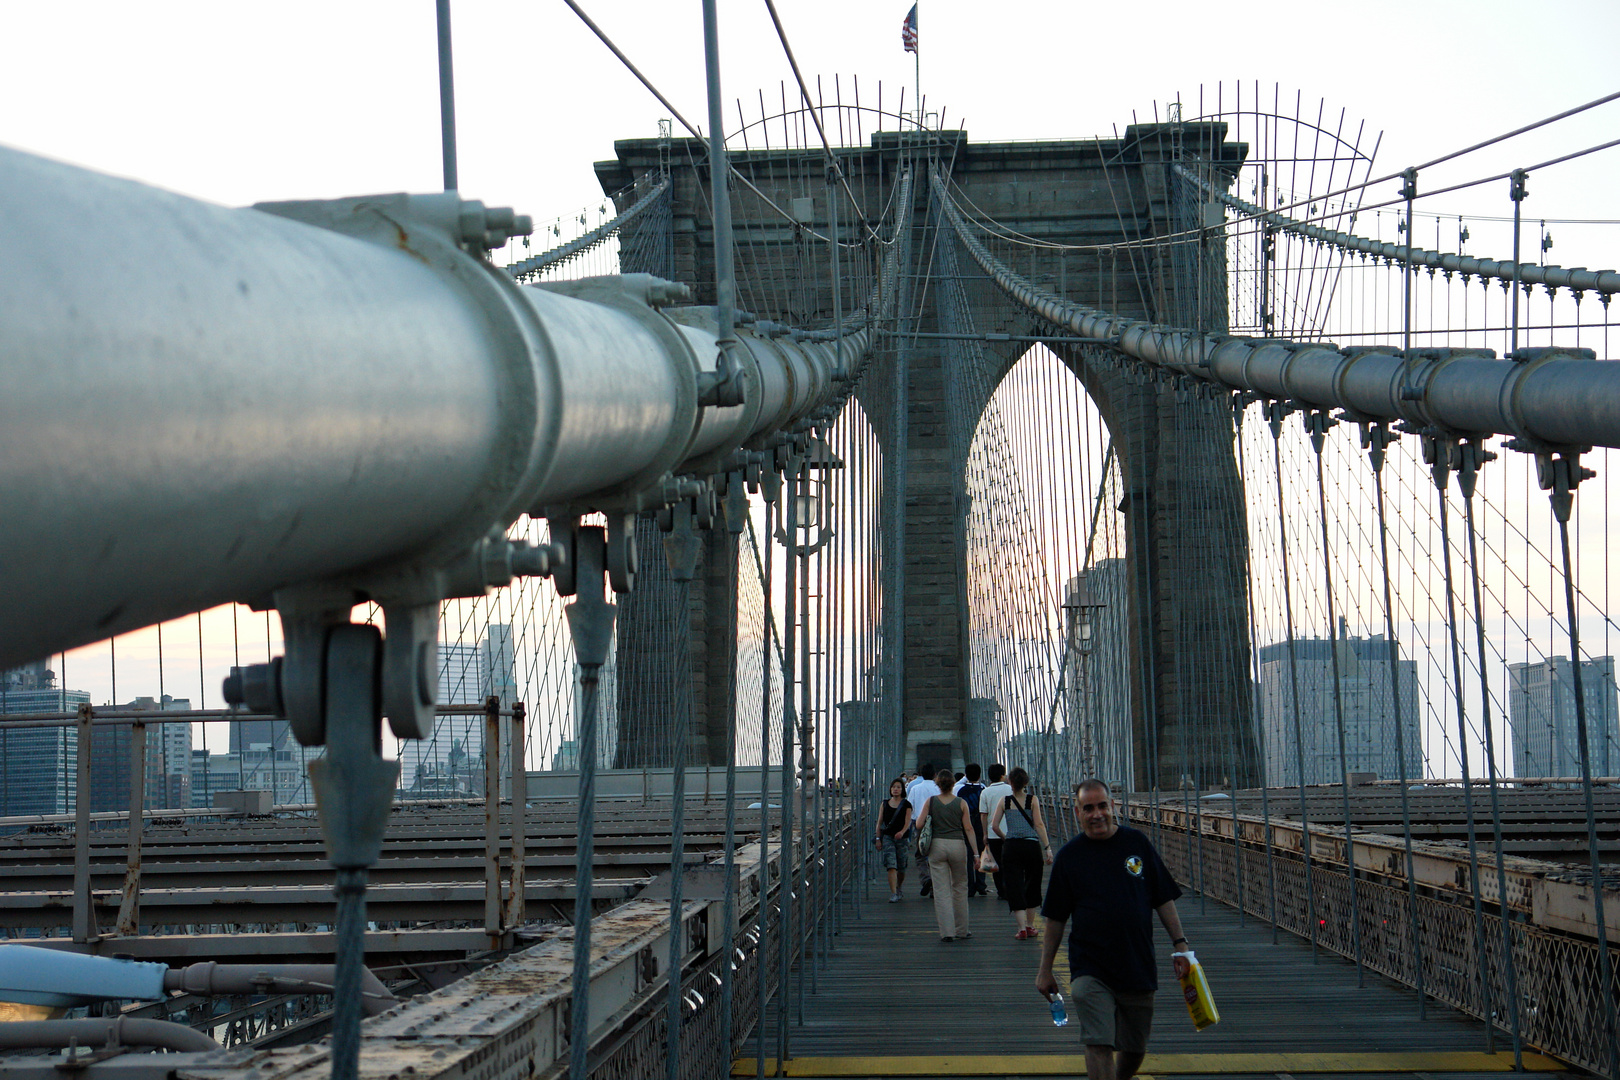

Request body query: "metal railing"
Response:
[1133, 800, 1620, 1078]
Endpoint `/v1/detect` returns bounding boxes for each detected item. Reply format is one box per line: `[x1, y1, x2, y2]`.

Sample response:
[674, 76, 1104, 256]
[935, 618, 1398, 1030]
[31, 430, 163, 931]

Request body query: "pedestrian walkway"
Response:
[738, 884, 1568, 1078]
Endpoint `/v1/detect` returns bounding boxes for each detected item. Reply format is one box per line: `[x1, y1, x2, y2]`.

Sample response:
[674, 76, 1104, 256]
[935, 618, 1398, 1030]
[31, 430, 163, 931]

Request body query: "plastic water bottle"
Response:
[1049, 992, 1068, 1027]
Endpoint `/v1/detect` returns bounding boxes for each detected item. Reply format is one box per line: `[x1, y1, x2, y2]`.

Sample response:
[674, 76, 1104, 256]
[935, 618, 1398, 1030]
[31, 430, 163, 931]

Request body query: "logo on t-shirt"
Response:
[1125, 855, 1144, 876]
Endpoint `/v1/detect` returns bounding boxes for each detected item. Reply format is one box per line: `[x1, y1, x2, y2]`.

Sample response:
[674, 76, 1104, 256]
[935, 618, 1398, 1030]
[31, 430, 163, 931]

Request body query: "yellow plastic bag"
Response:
[1175, 951, 1220, 1030]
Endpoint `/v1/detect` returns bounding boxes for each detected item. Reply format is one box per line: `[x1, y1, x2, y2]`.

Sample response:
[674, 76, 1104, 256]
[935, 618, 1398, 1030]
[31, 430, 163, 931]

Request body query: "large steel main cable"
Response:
[505, 178, 671, 280]
[0, 143, 879, 671]
[1176, 163, 1620, 298]
[930, 169, 1620, 450]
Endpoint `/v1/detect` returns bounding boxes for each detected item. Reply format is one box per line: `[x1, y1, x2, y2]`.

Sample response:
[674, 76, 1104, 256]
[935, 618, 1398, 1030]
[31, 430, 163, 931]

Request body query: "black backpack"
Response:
[958, 781, 984, 813]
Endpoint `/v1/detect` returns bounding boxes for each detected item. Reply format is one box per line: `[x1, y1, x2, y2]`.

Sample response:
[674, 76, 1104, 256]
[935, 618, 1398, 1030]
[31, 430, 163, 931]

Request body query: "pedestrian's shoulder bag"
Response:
[915, 798, 934, 857]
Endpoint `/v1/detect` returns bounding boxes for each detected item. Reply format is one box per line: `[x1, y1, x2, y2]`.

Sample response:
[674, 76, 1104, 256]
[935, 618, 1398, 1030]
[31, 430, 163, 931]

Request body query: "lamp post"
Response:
[776, 434, 842, 556]
[1063, 576, 1105, 781]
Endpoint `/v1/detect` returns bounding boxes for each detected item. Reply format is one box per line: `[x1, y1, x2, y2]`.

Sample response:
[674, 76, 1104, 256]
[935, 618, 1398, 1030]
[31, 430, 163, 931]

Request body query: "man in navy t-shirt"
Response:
[1036, 779, 1190, 1080]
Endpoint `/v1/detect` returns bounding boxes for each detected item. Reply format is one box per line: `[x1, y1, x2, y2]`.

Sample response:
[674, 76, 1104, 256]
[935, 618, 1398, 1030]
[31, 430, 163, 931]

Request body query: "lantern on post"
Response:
[1062, 574, 1107, 778]
[775, 434, 843, 554]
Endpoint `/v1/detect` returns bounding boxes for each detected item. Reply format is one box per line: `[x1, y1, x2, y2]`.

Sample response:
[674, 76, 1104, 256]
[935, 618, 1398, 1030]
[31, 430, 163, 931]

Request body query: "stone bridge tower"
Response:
[595, 122, 1258, 792]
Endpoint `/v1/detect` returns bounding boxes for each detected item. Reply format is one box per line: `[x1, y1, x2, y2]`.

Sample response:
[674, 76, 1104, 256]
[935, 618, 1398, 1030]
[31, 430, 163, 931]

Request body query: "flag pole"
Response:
[913, 2, 920, 133]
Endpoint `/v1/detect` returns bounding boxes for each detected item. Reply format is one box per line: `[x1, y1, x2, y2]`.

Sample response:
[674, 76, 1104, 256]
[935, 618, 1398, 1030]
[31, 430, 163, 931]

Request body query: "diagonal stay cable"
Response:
[563, 0, 856, 245]
[759, 0, 881, 241]
[561, 0, 704, 138]
[1178, 158, 1620, 296]
[1241, 90, 1620, 238]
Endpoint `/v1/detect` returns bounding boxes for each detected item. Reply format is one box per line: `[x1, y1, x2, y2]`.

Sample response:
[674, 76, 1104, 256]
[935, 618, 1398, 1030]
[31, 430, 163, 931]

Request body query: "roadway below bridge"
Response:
[739, 886, 1568, 1079]
[1203, 784, 1620, 863]
[0, 797, 763, 962]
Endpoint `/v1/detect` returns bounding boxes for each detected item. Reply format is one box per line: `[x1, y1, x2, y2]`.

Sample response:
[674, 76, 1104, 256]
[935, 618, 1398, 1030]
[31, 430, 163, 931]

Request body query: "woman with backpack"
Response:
[987, 766, 1054, 939]
[918, 768, 980, 941]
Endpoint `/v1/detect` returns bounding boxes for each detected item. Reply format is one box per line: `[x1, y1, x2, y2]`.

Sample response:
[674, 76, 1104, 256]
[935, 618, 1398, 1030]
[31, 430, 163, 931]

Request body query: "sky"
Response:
[4, 1, 1617, 772]
[2, 1, 1616, 257]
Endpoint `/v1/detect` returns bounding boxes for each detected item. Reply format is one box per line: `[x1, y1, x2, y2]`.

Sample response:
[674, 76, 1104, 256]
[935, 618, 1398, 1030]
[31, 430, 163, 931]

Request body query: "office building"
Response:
[1507, 655, 1620, 778]
[1257, 630, 1422, 786]
[0, 661, 88, 815]
[90, 696, 194, 812]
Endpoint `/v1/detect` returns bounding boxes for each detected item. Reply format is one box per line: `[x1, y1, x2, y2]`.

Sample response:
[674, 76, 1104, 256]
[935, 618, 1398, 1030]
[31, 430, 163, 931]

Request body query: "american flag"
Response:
[901, 4, 917, 53]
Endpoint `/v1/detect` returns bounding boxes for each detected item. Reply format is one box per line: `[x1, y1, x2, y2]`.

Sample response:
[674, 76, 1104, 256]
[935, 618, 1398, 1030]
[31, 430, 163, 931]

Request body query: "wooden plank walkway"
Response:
[738, 883, 1567, 1079]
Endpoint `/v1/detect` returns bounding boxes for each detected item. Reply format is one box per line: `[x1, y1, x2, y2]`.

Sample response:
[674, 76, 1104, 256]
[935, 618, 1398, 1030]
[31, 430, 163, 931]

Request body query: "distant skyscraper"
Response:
[91, 696, 194, 812]
[191, 749, 242, 808]
[398, 626, 518, 795]
[1507, 656, 1620, 778]
[219, 705, 319, 805]
[229, 715, 292, 754]
[1257, 632, 1422, 787]
[0, 661, 88, 815]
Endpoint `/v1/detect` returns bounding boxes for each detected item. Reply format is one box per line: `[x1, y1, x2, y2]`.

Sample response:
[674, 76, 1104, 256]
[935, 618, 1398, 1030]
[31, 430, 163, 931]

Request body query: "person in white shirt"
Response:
[906, 765, 943, 897]
[978, 762, 1014, 901]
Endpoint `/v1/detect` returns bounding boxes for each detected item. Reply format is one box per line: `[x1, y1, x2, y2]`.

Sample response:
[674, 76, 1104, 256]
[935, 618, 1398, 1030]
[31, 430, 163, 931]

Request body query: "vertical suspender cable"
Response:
[434, 0, 458, 193]
[1458, 445, 1523, 1068]
[755, 504, 774, 1080]
[664, 572, 692, 1080]
[1236, 407, 1281, 943]
[1128, 402, 1162, 842]
[807, 447, 823, 993]
[701, 0, 737, 347]
[824, 448, 835, 950]
[1269, 404, 1319, 962]
[1398, 169, 1415, 395]
[1213, 398, 1246, 927]
[1430, 439, 1497, 1052]
[696, 5, 735, 1064]
[719, 527, 742, 1071]
[1510, 171, 1526, 356]
[827, 168, 846, 948]
[1549, 460, 1620, 1080]
[796, 451, 812, 1022]
[1367, 425, 1427, 1018]
[1310, 415, 1365, 985]
[776, 459, 799, 1073]
[1174, 398, 1203, 910]
[569, 671, 603, 1079]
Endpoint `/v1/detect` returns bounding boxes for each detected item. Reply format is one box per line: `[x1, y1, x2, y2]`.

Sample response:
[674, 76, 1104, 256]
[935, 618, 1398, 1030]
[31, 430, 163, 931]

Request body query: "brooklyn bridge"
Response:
[0, 4, 1617, 1080]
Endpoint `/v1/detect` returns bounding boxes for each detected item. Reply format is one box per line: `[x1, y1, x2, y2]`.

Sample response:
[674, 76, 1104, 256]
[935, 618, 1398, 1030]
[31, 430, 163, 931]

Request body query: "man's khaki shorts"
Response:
[1071, 975, 1155, 1052]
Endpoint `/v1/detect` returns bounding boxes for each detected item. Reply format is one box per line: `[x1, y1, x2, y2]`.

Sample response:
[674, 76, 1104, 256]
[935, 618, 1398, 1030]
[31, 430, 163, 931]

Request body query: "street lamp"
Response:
[775, 434, 843, 554]
[1062, 575, 1106, 780]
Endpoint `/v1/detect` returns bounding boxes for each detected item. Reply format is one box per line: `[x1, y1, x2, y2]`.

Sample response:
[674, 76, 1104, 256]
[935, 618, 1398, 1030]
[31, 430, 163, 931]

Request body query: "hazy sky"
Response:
[3, 1, 1616, 263]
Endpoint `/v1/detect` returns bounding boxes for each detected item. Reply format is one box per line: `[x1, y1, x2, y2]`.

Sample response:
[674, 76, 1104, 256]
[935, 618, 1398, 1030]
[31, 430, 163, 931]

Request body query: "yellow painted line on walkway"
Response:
[732, 1050, 1567, 1076]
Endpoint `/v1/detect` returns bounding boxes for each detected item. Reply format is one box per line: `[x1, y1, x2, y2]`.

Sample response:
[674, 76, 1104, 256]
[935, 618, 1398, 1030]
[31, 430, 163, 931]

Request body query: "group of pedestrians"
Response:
[876, 770, 1192, 1080]
[874, 760, 1054, 942]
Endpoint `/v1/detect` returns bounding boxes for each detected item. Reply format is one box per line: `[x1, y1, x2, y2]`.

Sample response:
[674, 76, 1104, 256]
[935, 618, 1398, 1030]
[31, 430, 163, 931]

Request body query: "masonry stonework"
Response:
[598, 123, 1258, 791]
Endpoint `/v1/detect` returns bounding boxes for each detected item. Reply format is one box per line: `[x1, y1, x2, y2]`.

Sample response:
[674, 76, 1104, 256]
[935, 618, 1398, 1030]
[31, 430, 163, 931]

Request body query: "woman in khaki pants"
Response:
[917, 768, 981, 941]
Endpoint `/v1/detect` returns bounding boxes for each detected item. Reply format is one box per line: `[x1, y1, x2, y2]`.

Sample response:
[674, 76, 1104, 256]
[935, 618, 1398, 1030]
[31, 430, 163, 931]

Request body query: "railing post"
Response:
[72, 702, 95, 943]
[115, 717, 147, 935]
[504, 701, 527, 930]
[483, 695, 502, 944]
